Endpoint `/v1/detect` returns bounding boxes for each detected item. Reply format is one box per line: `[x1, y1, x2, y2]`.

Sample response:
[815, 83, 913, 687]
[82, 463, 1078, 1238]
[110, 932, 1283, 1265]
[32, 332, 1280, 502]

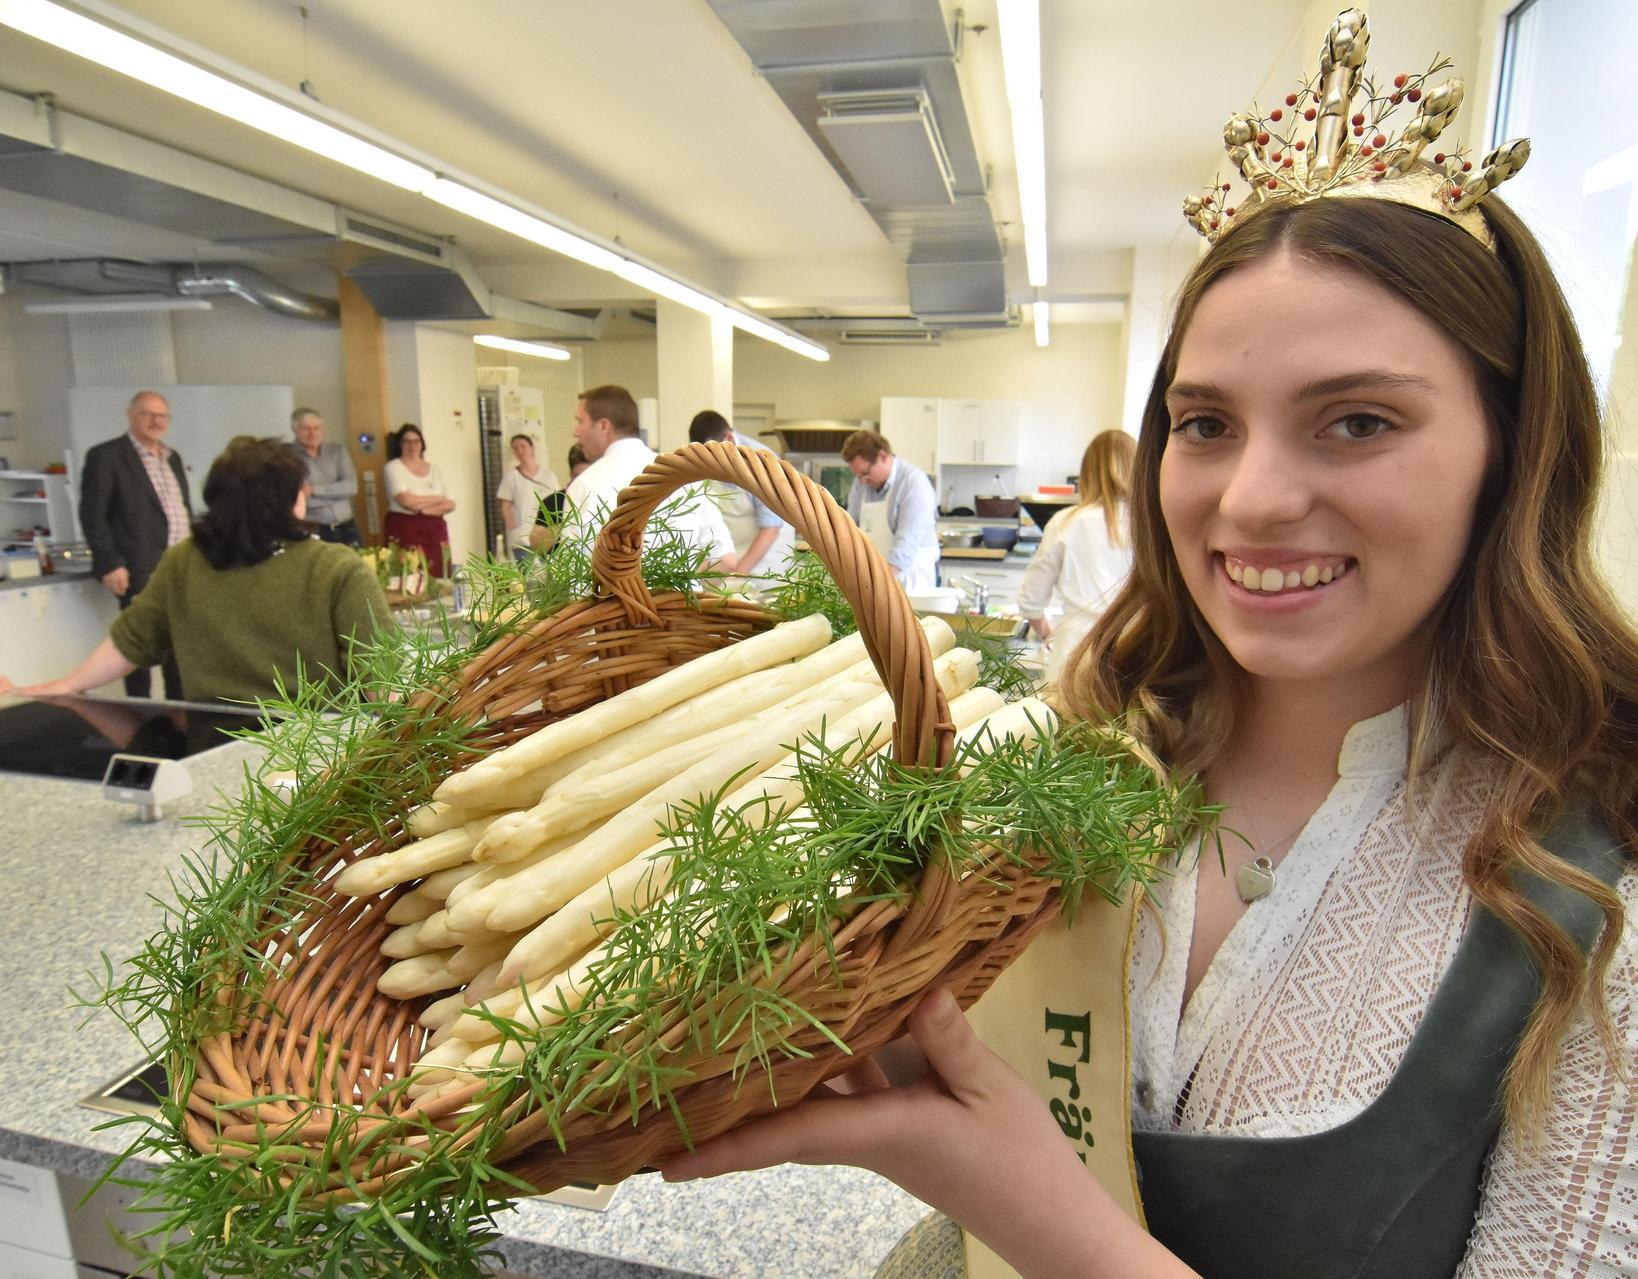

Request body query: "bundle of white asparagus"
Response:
[332, 612, 1056, 1095]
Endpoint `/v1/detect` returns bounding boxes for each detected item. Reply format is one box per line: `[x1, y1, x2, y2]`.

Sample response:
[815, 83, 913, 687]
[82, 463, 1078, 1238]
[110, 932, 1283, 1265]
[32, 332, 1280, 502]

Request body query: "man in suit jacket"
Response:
[80, 390, 192, 699]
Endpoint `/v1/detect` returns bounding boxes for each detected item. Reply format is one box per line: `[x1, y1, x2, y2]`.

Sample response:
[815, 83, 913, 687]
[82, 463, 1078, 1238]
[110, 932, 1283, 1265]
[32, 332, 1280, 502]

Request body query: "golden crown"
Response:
[1183, 8, 1530, 248]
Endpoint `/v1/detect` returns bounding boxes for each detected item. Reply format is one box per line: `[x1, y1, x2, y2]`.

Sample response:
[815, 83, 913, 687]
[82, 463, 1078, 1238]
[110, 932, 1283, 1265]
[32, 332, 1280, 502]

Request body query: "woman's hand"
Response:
[660, 989, 1194, 1278]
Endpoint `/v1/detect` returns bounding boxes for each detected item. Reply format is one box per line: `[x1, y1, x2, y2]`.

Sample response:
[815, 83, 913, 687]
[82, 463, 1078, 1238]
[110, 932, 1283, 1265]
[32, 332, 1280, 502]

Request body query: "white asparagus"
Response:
[446, 935, 521, 982]
[475, 639, 944, 863]
[383, 892, 440, 925]
[490, 659, 994, 993]
[956, 695, 1057, 750]
[404, 801, 469, 839]
[442, 830, 584, 934]
[531, 616, 956, 805]
[434, 613, 834, 805]
[417, 989, 467, 1030]
[414, 908, 475, 951]
[380, 919, 433, 960]
[334, 816, 498, 898]
[377, 951, 461, 998]
[469, 677, 888, 933]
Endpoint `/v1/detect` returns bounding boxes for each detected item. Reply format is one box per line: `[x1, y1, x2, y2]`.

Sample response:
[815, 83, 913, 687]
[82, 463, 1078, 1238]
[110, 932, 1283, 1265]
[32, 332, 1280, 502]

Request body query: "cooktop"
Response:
[0, 695, 264, 782]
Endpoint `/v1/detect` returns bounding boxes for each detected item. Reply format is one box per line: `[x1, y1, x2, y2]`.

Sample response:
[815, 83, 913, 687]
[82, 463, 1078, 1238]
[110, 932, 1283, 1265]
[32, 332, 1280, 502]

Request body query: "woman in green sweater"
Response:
[8, 436, 391, 704]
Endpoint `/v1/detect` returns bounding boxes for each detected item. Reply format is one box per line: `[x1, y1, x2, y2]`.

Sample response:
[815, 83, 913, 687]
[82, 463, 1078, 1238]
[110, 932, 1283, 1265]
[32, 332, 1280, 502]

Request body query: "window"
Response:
[1493, 0, 1638, 395]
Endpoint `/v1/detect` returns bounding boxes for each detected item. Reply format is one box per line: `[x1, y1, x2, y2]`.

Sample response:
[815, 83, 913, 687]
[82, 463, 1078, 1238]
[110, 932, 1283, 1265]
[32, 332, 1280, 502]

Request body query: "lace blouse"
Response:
[1128, 706, 1637, 1277]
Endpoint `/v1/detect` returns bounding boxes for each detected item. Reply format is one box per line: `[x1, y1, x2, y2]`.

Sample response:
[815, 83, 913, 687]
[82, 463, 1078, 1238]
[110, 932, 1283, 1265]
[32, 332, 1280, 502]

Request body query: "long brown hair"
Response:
[1076, 429, 1137, 545]
[1064, 192, 1638, 1132]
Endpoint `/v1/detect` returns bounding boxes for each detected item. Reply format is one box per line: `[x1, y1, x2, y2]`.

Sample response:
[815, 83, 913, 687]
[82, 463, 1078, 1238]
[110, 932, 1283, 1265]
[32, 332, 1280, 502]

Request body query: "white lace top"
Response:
[1128, 706, 1637, 1277]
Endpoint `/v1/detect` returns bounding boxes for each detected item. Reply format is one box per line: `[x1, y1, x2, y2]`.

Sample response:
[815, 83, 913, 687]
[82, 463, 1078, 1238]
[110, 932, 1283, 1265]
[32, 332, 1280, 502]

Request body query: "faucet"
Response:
[954, 575, 989, 614]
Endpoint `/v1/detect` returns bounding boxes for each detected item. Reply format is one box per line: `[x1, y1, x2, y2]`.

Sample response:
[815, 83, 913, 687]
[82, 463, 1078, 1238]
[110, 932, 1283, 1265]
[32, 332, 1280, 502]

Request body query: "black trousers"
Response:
[311, 518, 361, 547]
[119, 593, 183, 700]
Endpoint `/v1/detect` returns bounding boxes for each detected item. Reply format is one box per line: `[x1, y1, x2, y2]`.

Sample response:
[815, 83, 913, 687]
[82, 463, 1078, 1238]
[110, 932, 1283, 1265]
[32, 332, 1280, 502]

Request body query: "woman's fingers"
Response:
[906, 987, 1014, 1107]
[659, 1089, 901, 1181]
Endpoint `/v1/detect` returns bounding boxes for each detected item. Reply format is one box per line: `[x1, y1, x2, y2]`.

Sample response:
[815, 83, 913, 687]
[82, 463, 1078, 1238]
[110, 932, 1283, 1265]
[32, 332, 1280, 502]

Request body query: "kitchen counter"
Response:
[0, 738, 927, 1277]
[0, 566, 92, 593]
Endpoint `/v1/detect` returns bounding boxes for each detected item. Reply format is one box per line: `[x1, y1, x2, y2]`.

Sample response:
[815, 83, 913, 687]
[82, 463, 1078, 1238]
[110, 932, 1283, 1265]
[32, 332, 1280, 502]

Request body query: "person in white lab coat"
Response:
[495, 434, 562, 559]
[687, 409, 796, 588]
[1017, 430, 1137, 678]
[842, 429, 939, 591]
[562, 384, 737, 573]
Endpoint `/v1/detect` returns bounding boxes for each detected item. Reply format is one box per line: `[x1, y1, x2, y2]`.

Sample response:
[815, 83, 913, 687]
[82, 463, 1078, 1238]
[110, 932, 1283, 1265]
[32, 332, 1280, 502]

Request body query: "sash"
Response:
[960, 889, 1145, 1279]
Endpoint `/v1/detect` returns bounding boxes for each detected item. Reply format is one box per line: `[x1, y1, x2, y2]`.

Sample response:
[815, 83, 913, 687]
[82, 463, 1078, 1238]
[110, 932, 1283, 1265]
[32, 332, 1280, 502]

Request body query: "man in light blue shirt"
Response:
[688, 410, 795, 583]
[843, 429, 939, 590]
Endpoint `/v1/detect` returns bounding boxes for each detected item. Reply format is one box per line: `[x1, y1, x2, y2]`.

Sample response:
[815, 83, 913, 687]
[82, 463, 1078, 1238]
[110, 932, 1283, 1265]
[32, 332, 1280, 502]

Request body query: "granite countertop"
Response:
[0, 738, 926, 1278]
[0, 567, 93, 593]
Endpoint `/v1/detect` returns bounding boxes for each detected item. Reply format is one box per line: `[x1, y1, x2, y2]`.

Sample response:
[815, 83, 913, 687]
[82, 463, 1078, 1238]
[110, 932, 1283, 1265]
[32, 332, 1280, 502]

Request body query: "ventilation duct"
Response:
[816, 88, 955, 206]
[708, 0, 1011, 326]
[8, 259, 336, 320]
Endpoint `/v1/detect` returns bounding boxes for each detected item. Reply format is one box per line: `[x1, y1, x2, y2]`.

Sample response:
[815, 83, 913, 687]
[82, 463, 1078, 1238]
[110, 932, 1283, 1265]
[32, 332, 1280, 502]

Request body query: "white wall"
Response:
[0, 288, 341, 469]
[582, 322, 1122, 500]
[475, 346, 587, 479]
[386, 325, 483, 566]
[0, 291, 75, 471]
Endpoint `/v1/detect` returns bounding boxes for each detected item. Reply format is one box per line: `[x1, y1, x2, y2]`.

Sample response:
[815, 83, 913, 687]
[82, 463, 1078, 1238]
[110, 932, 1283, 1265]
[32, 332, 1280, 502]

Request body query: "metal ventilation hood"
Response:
[0, 90, 588, 332]
[709, 0, 1009, 326]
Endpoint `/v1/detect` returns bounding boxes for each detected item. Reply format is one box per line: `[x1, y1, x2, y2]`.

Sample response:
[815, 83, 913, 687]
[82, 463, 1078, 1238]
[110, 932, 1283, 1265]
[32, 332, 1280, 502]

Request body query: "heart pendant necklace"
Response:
[1235, 856, 1278, 903]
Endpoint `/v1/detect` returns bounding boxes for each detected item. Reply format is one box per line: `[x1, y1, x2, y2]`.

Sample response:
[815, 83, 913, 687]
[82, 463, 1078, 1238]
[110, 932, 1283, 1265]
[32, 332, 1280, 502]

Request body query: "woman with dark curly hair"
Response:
[5, 436, 390, 703]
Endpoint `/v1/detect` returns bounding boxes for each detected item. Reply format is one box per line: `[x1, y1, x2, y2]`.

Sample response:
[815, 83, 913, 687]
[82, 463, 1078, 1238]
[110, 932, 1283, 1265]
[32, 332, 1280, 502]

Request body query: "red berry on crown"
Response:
[1393, 73, 1408, 88]
[1284, 93, 1298, 106]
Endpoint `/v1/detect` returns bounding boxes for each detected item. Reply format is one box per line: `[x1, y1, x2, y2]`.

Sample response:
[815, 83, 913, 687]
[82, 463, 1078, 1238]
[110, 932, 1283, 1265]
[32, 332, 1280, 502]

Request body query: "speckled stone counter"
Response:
[0, 738, 927, 1278]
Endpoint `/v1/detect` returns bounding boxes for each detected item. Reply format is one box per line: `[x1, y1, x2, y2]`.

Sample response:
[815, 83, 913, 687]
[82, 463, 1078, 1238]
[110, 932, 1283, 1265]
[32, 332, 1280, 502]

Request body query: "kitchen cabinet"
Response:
[936, 399, 1020, 466]
[1, 471, 76, 546]
[878, 397, 940, 478]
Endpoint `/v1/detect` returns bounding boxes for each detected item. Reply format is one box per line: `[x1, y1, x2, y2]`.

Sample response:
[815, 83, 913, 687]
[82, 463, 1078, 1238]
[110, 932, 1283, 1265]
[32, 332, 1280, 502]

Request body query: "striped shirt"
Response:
[129, 433, 190, 547]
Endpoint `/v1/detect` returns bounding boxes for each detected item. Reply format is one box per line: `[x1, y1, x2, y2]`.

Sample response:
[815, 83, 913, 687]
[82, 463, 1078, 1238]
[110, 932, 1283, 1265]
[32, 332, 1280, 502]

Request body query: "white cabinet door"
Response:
[978, 401, 1021, 465]
[879, 397, 940, 478]
[937, 399, 984, 464]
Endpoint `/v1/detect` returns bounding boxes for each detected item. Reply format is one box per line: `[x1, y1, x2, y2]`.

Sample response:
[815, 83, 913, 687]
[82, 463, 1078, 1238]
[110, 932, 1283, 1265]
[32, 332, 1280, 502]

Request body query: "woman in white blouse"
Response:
[382, 423, 455, 577]
[1017, 430, 1136, 680]
[658, 159, 1638, 1279]
[494, 433, 561, 559]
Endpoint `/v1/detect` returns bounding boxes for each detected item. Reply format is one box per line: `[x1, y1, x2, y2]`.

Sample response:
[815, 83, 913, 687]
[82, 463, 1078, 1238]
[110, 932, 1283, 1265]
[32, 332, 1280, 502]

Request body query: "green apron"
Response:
[1133, 801, 1626, 1279]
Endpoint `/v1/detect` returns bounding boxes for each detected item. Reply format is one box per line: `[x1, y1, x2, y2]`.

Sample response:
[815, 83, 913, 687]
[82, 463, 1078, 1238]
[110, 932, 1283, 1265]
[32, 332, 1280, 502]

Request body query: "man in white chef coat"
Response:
[563, 384, 737, 573]
[842, 429, 939, 590]
[687, 409, 795, 588]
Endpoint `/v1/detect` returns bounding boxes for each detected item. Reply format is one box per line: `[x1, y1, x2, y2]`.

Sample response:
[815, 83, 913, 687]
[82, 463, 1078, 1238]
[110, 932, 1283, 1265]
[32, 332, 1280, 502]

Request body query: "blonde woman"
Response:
[1017, 430, 1137, 678]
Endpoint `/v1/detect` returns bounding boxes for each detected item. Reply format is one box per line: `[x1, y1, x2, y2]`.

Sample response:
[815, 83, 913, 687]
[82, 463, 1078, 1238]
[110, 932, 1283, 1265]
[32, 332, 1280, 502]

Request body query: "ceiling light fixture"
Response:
[24, 296, 214, 314]
[1033, 300, 1049, 348]
[997, 0, 1048, 288]
[0, 0, 829, 361]
[473, 334, 571, 361]
[0, 0, 435, 191]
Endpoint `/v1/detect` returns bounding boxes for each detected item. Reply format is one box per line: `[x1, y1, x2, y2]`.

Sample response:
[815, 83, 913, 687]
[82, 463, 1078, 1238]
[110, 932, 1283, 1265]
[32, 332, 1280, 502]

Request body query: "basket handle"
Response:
[591, 441, 954, 770]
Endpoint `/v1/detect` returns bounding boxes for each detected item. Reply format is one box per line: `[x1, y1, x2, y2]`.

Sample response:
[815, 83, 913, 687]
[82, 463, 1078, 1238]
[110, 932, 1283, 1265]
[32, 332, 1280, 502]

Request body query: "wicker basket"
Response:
[183, 441, 1066, 1196]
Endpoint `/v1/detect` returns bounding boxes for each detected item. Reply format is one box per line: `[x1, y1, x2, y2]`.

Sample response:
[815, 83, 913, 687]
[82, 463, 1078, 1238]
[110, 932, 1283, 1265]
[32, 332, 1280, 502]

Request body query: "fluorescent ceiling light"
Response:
[0, 0, 435, 191]
[730, 311, 831, 361]
[997, 0, 1048, 288]
[474, 334, 571, 361]
[24, 296, 213, 313]
[423, 179, 624, 274]
[1033, 300, 1049, 348]
[0, 0, 830, 360]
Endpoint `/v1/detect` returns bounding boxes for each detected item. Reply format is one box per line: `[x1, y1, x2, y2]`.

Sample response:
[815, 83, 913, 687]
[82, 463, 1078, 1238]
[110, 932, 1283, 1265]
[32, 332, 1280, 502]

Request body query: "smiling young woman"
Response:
[659, 184, 1638, 1278]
